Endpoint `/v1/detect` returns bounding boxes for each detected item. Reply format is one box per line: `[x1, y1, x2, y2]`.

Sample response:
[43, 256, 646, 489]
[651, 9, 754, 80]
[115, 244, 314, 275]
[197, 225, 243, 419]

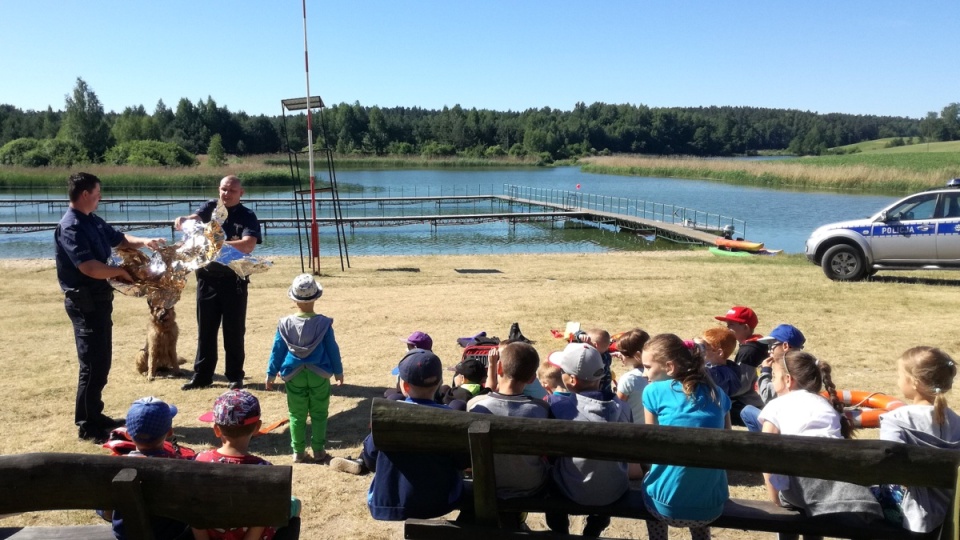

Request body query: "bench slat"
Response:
[0, 526, 114, 540]
[498, 491, 937, 540]
[0, 453, 292, 529]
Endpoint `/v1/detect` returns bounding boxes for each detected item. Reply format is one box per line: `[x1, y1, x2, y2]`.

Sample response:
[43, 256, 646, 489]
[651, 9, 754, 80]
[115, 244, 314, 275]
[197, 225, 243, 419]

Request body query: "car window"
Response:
[942, 192, 960, 219]
[885, 193, 938, 221]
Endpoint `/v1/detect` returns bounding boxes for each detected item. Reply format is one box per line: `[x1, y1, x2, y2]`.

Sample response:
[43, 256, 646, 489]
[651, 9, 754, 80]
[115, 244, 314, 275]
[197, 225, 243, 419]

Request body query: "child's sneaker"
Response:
[329, 456, 368, 475]
[293, 451, 311, 464]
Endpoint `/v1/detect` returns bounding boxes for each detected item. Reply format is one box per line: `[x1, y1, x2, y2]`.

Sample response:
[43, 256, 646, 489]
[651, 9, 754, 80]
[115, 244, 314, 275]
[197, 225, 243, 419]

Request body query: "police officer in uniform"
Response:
[175, 175, 262, 390]
[55, 172, 165, 443]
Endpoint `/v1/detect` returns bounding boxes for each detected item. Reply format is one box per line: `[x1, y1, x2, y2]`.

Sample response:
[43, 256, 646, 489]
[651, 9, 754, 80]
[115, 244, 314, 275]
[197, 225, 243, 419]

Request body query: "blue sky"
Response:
[2, 1, 957, 119]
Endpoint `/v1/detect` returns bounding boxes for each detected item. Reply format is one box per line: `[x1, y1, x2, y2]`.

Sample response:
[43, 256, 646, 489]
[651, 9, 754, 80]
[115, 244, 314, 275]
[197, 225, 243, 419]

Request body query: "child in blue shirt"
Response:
[642, 334, 731, 540]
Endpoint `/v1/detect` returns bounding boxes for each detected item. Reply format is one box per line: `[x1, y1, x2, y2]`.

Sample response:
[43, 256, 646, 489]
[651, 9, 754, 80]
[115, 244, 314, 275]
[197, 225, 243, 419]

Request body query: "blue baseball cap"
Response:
[126, 397, 177, 442]
[397, 348, 443, 387]
[757, 324, 806, 349]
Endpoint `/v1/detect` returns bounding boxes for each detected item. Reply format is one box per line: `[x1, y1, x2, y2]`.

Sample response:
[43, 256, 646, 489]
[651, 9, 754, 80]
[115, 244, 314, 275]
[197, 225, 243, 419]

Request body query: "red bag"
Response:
[102, 427, 197, 459]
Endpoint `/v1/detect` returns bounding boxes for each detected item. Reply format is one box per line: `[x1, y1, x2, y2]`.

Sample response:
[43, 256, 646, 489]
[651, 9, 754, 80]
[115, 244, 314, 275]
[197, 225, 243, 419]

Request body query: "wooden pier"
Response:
[0, 191, 735, 246]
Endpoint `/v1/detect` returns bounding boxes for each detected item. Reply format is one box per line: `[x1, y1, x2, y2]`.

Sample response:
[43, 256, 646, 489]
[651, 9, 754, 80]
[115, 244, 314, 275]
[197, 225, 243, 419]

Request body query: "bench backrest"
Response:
[372, 398, 960, 538]
[370, 398, 960, 489]
[0, 453, 292, 530]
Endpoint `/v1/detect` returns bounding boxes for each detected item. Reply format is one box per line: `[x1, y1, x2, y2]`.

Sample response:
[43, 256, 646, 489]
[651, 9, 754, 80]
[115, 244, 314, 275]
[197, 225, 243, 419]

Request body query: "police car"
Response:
[805, 178, 960, 281]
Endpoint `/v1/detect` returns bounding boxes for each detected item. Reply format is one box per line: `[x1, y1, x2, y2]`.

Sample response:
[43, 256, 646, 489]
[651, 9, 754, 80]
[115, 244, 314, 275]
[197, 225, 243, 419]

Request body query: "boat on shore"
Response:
[715, 237, 764, 252]
[682, 220, 736, 237]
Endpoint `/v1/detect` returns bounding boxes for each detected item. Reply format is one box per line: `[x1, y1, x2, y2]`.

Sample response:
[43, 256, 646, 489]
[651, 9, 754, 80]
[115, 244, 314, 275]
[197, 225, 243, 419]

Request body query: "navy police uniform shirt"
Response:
[196, 200, 262, 244]
[55, 208, 124, 292]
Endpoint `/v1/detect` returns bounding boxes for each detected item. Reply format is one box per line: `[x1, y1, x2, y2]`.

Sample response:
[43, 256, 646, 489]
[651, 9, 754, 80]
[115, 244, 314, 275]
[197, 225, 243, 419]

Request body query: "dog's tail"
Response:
[134, 345, 148, 375]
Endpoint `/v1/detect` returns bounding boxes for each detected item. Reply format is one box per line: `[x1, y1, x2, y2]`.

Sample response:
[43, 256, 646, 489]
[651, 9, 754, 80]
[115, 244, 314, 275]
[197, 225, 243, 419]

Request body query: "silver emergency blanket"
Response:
[109, 200, 271, 307]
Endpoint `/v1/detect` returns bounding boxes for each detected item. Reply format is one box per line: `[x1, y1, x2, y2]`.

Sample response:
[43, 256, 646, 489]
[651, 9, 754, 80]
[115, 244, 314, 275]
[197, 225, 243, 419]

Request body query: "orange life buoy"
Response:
[820, 390, 905, 428]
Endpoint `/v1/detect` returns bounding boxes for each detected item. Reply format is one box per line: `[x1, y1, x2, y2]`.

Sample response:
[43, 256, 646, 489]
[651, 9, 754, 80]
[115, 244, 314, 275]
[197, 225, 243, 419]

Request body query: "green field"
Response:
[788, 149, 960, 172]
[830, 139, 960, 154]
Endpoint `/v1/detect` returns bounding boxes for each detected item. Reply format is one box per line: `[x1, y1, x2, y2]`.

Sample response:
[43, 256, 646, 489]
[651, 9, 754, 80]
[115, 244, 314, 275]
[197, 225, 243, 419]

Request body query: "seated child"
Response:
[875, 346, 960, 533]
[642, 334, 730, 540]
[758, 351, 882, 527]
[467, 342, 552, 501]
[265, 273, 344, 464]
[537, 358, 566, 398]
[700, 327, 740, 399]
[740, 324, 806, 432]
[713, 306, 766, 425]
[584, 328, 614, 394]
[546, 343, 631, 537]
[613, 328, 651, 423]
[384, 331, 433, 400]
[358, 348, 467, 520]
[483, 340, 548, 400]
[439, 358, 489, 410]
[101, 397, 191, 540]
[194, 390, 301, 540]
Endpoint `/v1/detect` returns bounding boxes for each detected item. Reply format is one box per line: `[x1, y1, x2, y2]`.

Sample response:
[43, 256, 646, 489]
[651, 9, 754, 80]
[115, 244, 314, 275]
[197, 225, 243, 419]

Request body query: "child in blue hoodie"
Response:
[266, 274, 344, 464]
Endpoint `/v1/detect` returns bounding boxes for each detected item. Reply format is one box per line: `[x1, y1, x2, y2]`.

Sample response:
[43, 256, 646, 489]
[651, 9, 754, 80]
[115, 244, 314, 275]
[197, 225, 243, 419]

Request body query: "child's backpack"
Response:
[461, 344, 496, 366]
[102, 427, 197, 459]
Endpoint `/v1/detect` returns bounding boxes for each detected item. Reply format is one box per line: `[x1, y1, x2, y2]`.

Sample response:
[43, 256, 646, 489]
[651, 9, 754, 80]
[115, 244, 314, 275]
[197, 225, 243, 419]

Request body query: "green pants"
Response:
[286, 369, 331, 455]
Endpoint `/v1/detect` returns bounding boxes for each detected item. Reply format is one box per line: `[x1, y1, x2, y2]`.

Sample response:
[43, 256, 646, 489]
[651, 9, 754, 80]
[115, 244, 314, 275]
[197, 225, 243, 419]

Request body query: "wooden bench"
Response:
[0, 452, 294, 540]
[369, 398, 960, 540]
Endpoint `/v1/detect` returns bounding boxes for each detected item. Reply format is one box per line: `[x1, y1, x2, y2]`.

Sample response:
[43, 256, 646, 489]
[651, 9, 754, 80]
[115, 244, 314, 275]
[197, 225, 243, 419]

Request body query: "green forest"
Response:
[2, 78, 958, 167]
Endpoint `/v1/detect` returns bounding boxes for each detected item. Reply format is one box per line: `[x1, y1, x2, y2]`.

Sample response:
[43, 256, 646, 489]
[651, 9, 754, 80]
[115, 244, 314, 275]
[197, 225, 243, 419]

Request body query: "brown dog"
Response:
[135, 302, 187, 380]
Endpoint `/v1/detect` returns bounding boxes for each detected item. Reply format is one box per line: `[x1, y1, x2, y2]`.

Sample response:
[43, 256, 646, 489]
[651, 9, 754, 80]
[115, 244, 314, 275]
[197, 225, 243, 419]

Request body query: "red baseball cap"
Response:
[714, 306, 758, 329]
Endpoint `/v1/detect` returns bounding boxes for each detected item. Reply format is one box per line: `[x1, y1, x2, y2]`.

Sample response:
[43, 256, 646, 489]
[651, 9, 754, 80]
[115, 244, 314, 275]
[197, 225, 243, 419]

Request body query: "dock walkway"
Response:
[0, 188, 736, 246]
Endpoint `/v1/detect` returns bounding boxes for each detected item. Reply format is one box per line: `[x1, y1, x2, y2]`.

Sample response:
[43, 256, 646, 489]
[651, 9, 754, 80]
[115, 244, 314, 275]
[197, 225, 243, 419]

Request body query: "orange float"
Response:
[821, 390, 905, 428]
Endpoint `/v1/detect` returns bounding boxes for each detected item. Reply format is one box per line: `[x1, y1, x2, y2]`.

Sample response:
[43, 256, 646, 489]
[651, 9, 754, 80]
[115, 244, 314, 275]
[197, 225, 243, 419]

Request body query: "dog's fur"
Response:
[135, 303, 187, 380]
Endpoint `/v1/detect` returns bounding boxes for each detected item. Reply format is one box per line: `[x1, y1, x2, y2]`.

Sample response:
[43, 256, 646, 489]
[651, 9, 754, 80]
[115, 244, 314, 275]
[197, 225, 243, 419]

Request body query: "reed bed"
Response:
[264, 154, 541, 169]
[581, 154, 960, 194]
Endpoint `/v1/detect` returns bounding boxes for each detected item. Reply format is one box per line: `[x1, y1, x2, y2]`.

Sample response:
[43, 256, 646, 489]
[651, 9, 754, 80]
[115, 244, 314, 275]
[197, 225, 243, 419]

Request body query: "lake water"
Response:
[0, 167, 896, 258]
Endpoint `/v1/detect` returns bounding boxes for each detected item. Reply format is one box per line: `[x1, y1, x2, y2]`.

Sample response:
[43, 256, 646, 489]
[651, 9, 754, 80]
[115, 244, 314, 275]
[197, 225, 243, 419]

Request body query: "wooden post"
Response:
[467, 421, 499, 527]
[945, 464, 960, 540]
[112, 468, 154, 540]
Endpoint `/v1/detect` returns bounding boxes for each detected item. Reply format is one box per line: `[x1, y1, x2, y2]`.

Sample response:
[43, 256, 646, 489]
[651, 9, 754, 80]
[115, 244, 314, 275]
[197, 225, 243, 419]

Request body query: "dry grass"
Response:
[3, 252, 960, 538]
[580, 155, 955, 192]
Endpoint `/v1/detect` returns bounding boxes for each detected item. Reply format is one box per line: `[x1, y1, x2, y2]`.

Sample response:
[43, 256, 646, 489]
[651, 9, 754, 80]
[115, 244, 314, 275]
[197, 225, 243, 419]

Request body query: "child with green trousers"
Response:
[266, 274, 344, 464]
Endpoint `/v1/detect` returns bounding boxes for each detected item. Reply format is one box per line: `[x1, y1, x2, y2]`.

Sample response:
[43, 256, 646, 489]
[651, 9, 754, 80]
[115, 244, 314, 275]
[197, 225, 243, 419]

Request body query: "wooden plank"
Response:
[466, 421, 498, 527]
[404, 519, 585, 540]
[947, 464, 960, 540]
[0, 453, 291, 529]
[111, 468, 153, 540]
[371, 398, 960, 489]
[0, 526, 114, 539]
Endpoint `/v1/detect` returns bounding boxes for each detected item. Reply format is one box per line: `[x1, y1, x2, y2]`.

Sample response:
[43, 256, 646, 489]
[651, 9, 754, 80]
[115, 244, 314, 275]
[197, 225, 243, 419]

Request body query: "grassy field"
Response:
[3, 252, 959, 538]
[831, 139, 960, 155]
[581, 151, 960, 194]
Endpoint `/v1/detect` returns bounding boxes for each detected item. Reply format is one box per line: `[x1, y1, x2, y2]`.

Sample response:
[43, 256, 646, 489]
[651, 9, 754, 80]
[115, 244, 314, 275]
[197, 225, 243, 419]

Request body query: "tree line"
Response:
[1, 78, 958, 166]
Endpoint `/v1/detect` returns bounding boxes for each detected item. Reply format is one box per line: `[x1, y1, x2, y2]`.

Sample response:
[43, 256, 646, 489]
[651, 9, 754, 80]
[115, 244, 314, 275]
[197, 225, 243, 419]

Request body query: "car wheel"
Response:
[822, 244, 867, 281]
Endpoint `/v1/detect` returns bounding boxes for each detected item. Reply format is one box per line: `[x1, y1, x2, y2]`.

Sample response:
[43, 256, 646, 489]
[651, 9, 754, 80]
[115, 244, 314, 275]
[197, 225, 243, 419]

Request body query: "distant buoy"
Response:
[575, 183, 581, 190]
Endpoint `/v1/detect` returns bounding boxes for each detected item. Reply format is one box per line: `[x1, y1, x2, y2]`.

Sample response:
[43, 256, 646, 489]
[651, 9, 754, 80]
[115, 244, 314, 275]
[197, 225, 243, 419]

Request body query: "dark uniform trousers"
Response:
[193, 272, 248, 384]
[65, 288, 114, 431]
